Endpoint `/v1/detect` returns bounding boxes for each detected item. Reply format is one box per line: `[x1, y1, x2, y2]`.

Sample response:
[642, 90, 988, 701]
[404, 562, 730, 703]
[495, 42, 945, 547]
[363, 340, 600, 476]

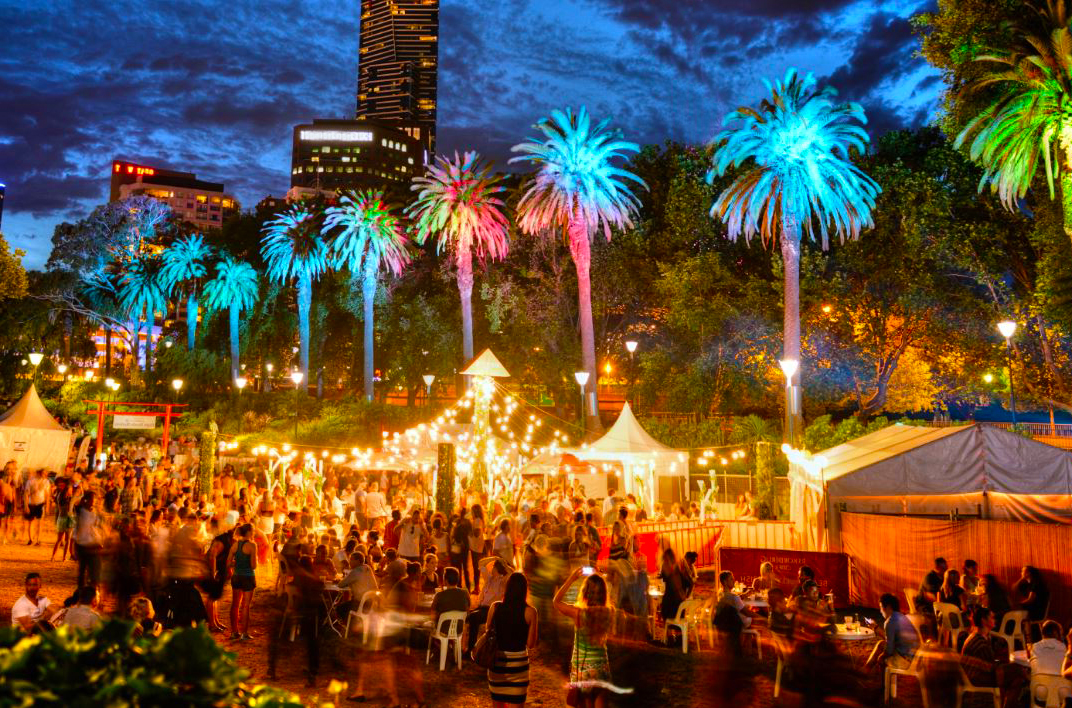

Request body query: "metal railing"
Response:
[927, 420, 1072, 449]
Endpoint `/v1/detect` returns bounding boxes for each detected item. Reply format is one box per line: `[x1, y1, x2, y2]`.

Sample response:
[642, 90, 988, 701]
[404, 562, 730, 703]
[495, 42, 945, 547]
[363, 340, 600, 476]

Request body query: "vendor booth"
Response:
[790, 423, 1072, 550]
[0, 385, 73, 476]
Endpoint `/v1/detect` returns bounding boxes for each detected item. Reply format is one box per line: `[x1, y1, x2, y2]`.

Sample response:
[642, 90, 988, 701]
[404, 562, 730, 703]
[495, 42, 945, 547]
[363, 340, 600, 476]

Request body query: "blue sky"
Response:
[0, 0, 939, 269]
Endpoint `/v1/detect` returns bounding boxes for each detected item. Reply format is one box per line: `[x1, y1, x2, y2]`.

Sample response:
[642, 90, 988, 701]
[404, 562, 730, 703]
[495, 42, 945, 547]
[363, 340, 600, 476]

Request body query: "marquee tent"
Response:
[0, 385, 73, 476]
[790, 423, 1072, 550]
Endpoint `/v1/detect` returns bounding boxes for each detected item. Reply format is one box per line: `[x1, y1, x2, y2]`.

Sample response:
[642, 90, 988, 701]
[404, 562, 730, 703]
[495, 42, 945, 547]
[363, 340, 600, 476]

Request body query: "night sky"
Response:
[0, 0, 939, 269]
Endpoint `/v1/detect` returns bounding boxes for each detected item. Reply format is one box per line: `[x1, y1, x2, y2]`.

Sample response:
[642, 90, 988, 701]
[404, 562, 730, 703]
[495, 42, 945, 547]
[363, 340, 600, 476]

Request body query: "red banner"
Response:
[596, 522, 724, 573]
[718, 547, 851, 609]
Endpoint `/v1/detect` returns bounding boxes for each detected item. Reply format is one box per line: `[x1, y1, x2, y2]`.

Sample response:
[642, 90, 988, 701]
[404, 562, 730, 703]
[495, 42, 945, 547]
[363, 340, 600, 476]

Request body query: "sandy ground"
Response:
[0, 520, 929, 708]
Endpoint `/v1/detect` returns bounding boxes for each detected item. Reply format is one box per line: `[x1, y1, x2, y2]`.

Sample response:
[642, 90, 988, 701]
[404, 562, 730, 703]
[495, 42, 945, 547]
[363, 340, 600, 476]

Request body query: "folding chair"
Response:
[904, 588, 918, 615]
[344, 590, 379, 645]
[425, 611, 466, 671]
[935, 602, 968, 649]
[994, 610, 1027, 654]
[665, 599, 701, 654]
[773, 633, 792, 698]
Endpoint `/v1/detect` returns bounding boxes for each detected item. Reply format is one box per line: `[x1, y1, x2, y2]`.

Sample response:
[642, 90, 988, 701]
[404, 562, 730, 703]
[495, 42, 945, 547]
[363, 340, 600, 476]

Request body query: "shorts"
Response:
[25, 504, 44, 520]
[232, 575, 256, 592]
[56, 514, 75, 533]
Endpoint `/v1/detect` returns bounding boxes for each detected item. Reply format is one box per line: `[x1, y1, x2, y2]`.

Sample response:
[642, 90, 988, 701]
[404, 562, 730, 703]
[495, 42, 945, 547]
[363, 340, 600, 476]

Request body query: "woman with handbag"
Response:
[478, 572, 538, 707]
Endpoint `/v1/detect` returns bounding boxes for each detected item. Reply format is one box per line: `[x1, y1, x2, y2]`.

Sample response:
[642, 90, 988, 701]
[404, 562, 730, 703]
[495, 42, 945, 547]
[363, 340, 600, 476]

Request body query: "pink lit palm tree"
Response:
[407, 151, 509, 364]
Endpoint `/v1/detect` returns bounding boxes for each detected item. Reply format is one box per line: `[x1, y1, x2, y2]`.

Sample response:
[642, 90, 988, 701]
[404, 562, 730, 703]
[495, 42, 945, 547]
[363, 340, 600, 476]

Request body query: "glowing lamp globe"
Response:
[574, 371, 590, 387]
[105, 377, 116, 389]
[28, 352, 43, 367]
[997, 321, 1017, 340]
[266, 363, 274, 372]
[422, 374, 435, 387]
[172, 378, 184, 392]
[625, 340, 638, 354]
[235, 376, 248, 390]
[778, 359, 799, 382]
[983, 373, 994, 384]
[290, 371, 304, 385]
[57, 364, 68, 375]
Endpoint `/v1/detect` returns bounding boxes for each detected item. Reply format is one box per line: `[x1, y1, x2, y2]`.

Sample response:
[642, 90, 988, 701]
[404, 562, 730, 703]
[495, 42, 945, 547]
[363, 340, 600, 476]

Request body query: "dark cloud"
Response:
[824, 12, 918, 101]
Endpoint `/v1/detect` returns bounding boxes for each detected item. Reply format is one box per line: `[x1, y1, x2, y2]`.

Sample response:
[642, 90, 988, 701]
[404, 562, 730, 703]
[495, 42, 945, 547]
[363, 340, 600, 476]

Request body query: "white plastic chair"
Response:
[425, 611, 465, 671]
[956, 665, 1000, 708]
[344, 590, 379, 644]
[1030, 673, 1072, 708]
[665, 599, 701, 654]
[741, 625, 763, 660]
[935, 602, 968, 649]
[994, 610, 1028, 654]
[772, 633, 792, 698]
[885, 650, 927, 708]
[904, 588, 919, 615]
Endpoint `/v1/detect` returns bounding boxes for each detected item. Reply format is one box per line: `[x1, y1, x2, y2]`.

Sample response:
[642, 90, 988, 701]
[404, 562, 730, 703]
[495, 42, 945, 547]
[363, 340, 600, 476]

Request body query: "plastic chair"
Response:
[344, 590, 379, 644]
[904, 588, 918, 615]
[885, 649, 927, 708]
[956, 665, 1001, 708]
[665, 599, 701, 654]
[425, 611, 465, 671]
[935, 602, 968, 649]
[1030, 673, 1072, 708]
[994, 610, 1028, 654]
[772, 633, 792, 698]
[906, 612, 928, 637]
[742, 625, 763, 660]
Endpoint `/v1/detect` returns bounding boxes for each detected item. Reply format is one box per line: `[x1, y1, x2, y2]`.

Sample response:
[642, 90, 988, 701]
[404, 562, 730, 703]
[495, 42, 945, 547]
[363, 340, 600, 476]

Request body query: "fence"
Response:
[928, 420, 1072, 450]
[840, 512, 1072, 625]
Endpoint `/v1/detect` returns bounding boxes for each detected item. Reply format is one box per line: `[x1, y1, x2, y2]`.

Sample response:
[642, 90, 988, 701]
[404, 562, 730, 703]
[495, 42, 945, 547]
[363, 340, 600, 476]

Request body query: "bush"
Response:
[803, 414, 890, 453]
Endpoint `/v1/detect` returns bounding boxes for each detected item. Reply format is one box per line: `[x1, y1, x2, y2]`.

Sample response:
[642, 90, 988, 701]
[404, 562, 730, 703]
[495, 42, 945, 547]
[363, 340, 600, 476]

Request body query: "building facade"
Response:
[0, 182, 5, 230]
[356, 0, 439, 154]
[290, 119, 423, 194]
[110, 160, 239, 230]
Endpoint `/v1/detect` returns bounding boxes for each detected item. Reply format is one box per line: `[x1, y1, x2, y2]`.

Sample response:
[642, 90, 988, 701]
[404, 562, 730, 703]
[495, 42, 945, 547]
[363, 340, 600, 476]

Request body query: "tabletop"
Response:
[834, 624, 875, 641]
[1011, 650, 1028, 667]
[744, 598, 768, 609]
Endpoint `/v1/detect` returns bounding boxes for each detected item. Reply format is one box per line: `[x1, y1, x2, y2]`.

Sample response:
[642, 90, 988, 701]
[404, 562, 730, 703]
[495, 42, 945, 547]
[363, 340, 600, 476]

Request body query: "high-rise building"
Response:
[109, 160, 239, 230]
[356, 0, 439, 156]
[290, 119, 423, 197]
[0, 182, 5, 230]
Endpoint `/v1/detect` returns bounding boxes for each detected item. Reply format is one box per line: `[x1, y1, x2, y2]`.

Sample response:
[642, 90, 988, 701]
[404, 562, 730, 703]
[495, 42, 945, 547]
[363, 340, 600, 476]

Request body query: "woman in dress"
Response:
[486, 572, 538, 707]
[227, 523, 257, 640]
[553, 567, 632, 707]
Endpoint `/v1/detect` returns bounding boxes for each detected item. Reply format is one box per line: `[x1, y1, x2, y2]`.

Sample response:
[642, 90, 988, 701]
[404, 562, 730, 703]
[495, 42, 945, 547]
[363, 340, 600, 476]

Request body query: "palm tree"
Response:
[261, 207, 329, 392]
[202, 255, 260, 382]
[708, 68, 880, 440]
[407, 151, 510, 363]
[511, 107, 645, 432]
[118, 254, 169, 379]
[160, 233, 213, 351]
[323, 190, 410, 401]
[954, 1, 1072, 243]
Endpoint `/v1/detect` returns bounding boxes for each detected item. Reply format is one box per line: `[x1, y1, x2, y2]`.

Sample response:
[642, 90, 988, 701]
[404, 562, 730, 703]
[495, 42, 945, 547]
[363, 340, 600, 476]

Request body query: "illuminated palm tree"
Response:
[709, 68, 880, 440]
[160, 233, 213, 351]
[203, 255, 260, 382]
[261, 207, 329, 392]
[511, 107, 644, 432]
[955, 2, 1072, 243]
[323, 190, 410, 401]
[407, 151, 510, 363]
[118, 254, 169, 377]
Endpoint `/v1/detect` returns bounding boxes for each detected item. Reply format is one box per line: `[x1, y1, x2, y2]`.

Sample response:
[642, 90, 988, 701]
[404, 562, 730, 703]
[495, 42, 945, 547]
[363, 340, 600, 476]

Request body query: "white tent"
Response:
[0, 385, 73, 476]
[790, 423, 1072, 550]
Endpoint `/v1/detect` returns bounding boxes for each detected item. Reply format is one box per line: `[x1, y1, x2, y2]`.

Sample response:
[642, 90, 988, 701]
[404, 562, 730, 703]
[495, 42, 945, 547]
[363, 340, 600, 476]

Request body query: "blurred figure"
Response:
[51, 476, 76, 561]
[227, 523, 257, 640]
[60, 585, 103, 630]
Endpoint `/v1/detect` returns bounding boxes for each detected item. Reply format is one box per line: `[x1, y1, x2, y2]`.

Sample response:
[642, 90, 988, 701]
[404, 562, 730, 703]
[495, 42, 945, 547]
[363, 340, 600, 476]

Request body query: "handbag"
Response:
[471, 616, 498, 669]
[566, 686, 580, 707]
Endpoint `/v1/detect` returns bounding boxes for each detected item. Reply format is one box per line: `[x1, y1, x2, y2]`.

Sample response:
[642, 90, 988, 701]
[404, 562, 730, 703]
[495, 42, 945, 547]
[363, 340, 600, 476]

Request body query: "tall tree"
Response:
[0, 234, 28, 300]
[709, 69, 881, 439]
[160, 233, 213, 350]
[202, 255, 260, 382]
[407, 151, 510, 363]
[118, 254, 168, 379]
[261, 207, 329, 391]
[511, 107, 645, 432]
[323, 190, 410, 401]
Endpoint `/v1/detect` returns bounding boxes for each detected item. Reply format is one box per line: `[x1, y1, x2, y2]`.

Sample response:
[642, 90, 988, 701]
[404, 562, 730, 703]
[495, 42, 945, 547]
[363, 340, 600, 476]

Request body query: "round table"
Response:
[1012, 649, 1029, 668]
[834, 624, 875, 641]
[744, 598, 769, 609]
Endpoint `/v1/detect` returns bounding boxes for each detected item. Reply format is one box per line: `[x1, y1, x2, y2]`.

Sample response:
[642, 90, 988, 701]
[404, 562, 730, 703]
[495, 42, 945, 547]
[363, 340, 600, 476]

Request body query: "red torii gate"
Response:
[84, 400, 187, 463]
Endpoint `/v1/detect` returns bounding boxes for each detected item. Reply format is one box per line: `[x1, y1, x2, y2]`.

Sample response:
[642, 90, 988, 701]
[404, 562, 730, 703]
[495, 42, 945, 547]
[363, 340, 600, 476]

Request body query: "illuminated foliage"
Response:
[0, 234, 28, 299]
[161, 233, 213, 350]
[203, 255, 259, 380]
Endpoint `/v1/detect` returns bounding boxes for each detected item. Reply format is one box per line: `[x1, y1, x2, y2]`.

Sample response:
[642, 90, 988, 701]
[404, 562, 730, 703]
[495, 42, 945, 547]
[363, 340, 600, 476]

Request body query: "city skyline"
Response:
[0, 0, 939, 270]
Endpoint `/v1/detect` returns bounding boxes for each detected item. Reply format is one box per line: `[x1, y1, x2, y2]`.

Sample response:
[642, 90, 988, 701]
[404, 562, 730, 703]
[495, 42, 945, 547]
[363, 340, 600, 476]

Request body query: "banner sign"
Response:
[717, 547, 850, 608]
[112, 414, 157, 430]
[596, 522, 725, 573]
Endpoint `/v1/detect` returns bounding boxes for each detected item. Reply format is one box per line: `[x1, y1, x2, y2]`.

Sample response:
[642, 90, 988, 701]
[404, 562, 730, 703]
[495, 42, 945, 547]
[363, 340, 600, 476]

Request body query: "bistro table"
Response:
[323, 584, 346, 637]
[833, 623, 875, 642]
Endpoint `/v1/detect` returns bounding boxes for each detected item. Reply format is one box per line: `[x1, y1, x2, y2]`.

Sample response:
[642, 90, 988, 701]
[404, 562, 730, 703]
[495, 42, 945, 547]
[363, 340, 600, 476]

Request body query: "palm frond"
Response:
[260, 207, 330, 284]
[160, 233, 213, 292]
[202, 256, 260, 313]
[323, 190, 411, 277]
[119, 255, 169, 319]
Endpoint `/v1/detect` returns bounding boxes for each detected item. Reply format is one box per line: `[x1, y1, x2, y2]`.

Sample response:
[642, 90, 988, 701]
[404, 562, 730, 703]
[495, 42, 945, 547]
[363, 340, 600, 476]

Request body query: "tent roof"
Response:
[460, 349, 510, 378]
[0, 385, 65, 431]
[587, 403, 676, 455]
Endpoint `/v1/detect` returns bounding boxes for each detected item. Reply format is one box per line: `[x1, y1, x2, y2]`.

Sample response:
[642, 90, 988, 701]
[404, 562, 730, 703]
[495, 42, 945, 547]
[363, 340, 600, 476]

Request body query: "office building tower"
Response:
[110, 160, 239, 230]
[290, 119, 423, 197]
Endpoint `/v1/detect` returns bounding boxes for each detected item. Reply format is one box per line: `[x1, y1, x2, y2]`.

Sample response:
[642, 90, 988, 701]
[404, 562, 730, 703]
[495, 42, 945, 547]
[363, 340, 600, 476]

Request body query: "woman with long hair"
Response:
[939, 568, 967, 611]
[485, 572, 538, 707]
[469, 503, 486, 594]
[226, 523, 257, 640]
[553, 567, 632, 707]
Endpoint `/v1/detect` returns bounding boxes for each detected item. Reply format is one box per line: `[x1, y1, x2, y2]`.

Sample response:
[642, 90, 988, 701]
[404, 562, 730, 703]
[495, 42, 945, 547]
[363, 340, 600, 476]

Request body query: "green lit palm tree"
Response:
[709, 68, 880, 440]
[407, 151, 510, 363]
[118, 254, 169, 379]
[261, 207, 329, 392]
[203, 255, 260, 382]
[955, 2, 1072, 243]
[323, 190, 410, 401]
[511, 107, 645, 432]
[160, 233, 213, 351]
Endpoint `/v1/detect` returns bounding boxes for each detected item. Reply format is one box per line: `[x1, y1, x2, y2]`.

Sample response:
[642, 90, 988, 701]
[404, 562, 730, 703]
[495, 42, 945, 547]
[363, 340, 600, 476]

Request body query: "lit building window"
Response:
[196, 195, 207, 203]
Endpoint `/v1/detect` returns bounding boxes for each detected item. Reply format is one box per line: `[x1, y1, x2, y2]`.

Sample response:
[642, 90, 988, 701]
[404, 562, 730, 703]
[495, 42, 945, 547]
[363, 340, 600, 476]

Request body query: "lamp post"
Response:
[264, 362, 273, 393]
[574, 371, 590, 436]
[57, 363, 68, 383]
[997, 320, 1018, 425]
[172, 378, 184, 395]
[290, 370, 304, 441]
[779, 358, 800, 447]
[235, 376, 248, 433]
[625, 340, 638, 409]
[422, 374, 435, 408]
[28, 352, 43, 386]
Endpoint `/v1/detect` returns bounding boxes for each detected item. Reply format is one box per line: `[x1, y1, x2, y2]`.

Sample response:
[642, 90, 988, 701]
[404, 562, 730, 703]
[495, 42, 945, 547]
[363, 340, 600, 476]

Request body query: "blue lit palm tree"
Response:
[708, 68, 880, 437]
[323, 190, 410, 401]
[202, 255, 260, 382]
[160, 233, 213, 351]
[261, 207, 329, 392]
[118, 254, 169, 378]
[511, 107, 645, 432]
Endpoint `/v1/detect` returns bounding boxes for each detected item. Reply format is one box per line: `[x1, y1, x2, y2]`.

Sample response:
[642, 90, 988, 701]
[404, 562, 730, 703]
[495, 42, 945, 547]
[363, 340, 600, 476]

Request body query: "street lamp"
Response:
[235, 376, 248, 432]
[172, 378, 184, 393]
[625, 340, 638, 355]
[624, 340, 638, 409]
[422, 374, 435, 407]
[290, 371, 304, 441]
[779, 358, 800, 446]
[235, 376, 248, 391]
[997, 320, 1018, 425]
[57, 363, 68, 383]
[574, 370, 590, 435]
[27, 352, 43, 386]
[265, 362, 273, 393]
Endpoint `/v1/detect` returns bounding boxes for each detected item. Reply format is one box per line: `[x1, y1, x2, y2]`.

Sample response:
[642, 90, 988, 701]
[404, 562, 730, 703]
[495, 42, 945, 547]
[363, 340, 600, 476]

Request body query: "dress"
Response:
[569, 611, 627, 695]
[487, 602, 530, 704]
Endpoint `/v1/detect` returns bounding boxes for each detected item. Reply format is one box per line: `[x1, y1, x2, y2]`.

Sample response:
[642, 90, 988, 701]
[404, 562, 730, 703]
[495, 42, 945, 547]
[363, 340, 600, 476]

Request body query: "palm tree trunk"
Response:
[781, 228, 802, 445]
[229, 303, 240, 382]
[187, 292, 198, 351]
[457, 249, 475, 364]
[129, 319, 142, 387]
[568, 214, 602, 434]
[1061, 160, 1072, 246]
[105, 327, 112, 377]
[297, 273, 311, 392]
[144, 316, 154, 376]
[362, 261, 377, 403]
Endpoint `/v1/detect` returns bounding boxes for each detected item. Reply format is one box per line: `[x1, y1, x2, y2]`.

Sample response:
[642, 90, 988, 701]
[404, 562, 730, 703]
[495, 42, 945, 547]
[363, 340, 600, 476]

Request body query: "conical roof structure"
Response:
[0, 385, 65, 431]
[460, 349, 510, 378]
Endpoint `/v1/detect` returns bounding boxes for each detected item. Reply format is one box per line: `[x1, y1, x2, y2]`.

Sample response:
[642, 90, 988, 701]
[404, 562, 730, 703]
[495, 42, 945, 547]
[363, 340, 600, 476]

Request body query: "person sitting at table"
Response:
[961, 605, 1027, 708]
[386, 561, 421, 612]
[420, 553, 439, 594]
[794, 580, 834, 631]
[337, 551, 378, 617]
[939, 568, 968, 612]
[716, 570, 755, 629]
[866, 593, 919, 670]
[791, 565, 815, 601]
[752, 561, 779, 592]
[979, 574, 1011, 625]
[916, 557, 947, 615]
[962, 559, 981, 596]
[334, 538, 356, 572]
[1027, 620, 1066, 677]
[383, 547, 406, 587]
[432, 567, 471, 624]
[767, 588, 793, 637]
[466, 558, 509, 654]
[1014, 566, 1050, 629]
[311, 543, 337, 581]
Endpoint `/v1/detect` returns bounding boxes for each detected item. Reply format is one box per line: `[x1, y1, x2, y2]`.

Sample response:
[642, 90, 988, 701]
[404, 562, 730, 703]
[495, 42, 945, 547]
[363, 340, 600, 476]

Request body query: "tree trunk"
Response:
[229, 303, 240, 382]
[781, 229, 802, 443]
[144, 315, 154, 377]
[105, 328, 112, 377]
[297, 273, 311, 392]
[568, 214, 602, 434]
[1061, 166, 1072, 247]
[457, 249, 475, 364]
[362, 261, 377, 403]
[129, 319, 142, 388]
[187, 292, 198, 351]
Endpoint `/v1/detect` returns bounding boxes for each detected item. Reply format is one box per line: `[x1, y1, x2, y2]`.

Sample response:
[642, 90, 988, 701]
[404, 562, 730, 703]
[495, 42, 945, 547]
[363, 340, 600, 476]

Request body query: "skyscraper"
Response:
[356, 0, 438, 156]
[0, 182, 5, 231]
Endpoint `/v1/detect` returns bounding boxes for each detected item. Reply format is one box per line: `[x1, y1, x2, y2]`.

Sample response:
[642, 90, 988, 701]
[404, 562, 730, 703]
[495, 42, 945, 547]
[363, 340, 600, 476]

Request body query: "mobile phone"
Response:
[582, 566, 595, 576]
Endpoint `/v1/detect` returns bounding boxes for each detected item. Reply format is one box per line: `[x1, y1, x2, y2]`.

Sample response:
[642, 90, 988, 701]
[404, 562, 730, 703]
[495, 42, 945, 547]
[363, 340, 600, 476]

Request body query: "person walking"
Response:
[227, 523, 257, 640]
[72, 492, 103, 591]
[486, 572, 538, 707]
[469, 504, 487, 594]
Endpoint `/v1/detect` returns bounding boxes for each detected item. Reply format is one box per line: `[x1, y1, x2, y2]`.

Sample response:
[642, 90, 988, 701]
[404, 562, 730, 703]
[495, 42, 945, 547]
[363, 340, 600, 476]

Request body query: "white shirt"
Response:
[12, 594, 50, 627]
[493, 532, 513, 563]
[364, 491, 388, 519]
[718, 590, 752, 628]
[1029, 638, 1067, 676]
[398, 523, 423, 558]
[25, 477, 48, 505]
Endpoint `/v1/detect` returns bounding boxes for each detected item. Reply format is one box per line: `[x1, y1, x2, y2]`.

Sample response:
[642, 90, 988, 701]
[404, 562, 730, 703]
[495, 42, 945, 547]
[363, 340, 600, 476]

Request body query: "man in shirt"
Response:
[962, 559, 981, 596]
[338, 551, 378, 618]
[12, 572, 56, 633]
[22, 468, 49, 546]
[791, 565, 816, 601]
[397, 509, 426, 562]
[716, 570, 754, 629]
[383, 547, 407, 587]
[363, 481, 388, 530]
[1027, 620, 1066, 677]
[383, 509, 402, 550]
[867, 593, 919, 669]
[432, 567, 471, 623]
[61, 585, 103, 630]
[917, 557, 947, 615]
[119, 475, 142, 518]
[601, 488, 620, 525]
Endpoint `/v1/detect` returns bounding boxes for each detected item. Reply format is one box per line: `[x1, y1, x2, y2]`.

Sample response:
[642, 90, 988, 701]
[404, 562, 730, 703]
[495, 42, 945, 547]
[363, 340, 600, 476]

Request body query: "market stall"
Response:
[0, 385, 74, 476]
